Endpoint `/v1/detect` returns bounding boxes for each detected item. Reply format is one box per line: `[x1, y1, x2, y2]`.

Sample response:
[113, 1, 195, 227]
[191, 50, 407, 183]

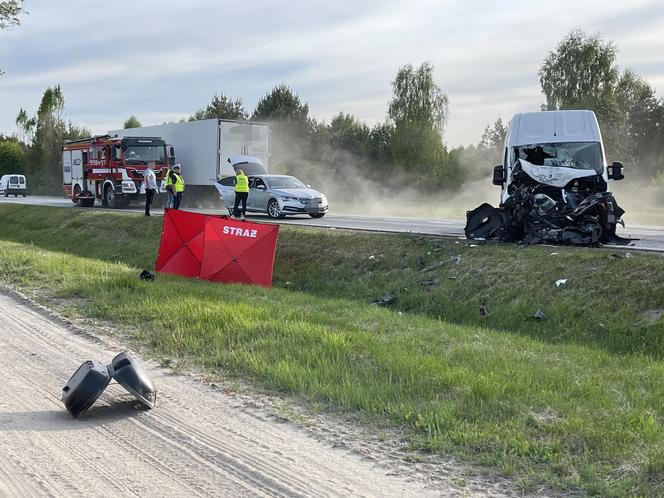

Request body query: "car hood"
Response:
[518, 158, 598, 188]
[271, 188, 324, 199]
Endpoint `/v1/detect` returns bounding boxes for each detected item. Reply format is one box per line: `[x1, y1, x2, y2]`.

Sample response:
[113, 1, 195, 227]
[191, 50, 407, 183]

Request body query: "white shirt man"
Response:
[143, 164, 158, 216]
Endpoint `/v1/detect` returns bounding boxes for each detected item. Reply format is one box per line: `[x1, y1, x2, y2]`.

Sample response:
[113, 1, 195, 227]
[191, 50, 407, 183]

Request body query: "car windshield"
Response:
[515, 142, 603, 174]
[125, 146, 165, 165]
[266, 176, 306, 189]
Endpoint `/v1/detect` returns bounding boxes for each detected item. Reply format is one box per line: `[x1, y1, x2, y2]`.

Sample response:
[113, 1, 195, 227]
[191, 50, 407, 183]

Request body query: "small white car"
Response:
[0, 174, 27, 197]
[215, 174, 328, 219]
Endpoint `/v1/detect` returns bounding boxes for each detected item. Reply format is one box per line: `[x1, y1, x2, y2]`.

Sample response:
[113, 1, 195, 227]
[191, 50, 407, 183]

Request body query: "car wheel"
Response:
[267, 199, 284, 219]
[4, 193, 7, 198]
[22, 194, 26, 198]
[309, 213, 326, 219]
[104, 184, 117, 209]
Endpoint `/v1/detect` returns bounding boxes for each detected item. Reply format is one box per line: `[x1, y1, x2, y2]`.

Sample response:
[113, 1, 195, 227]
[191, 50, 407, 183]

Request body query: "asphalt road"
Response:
[1, 194, 663, 252]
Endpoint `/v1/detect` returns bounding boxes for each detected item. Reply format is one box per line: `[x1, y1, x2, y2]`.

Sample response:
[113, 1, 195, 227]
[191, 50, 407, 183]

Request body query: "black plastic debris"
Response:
[533, 309, 545, 320]
[62, 352, 157, 418]
[140, 269, 155, 281]
[479, 306, 488, 316]
[465, 158, 633, 247]
[373, 294, 396, 307]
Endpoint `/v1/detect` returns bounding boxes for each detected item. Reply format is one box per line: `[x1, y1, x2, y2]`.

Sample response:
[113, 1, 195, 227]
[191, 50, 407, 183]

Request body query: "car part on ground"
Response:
[62, 352, 156, 418]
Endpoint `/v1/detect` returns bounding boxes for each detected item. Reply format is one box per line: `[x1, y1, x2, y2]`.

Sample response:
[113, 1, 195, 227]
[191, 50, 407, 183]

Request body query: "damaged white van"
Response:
[465, 110, 626, 246]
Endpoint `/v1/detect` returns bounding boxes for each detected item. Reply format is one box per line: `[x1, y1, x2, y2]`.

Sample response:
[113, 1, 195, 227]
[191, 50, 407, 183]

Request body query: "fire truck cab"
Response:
[62, 135, 170, 208]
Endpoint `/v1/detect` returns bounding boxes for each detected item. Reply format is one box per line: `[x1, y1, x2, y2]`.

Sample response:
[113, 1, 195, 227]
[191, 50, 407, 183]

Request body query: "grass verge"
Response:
[0, 204, 663, 497]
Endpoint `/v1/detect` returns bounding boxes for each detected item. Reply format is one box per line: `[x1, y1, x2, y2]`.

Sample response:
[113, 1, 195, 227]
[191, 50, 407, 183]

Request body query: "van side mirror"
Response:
[492, 165, 505, 186]
[608, 161, 624, 181]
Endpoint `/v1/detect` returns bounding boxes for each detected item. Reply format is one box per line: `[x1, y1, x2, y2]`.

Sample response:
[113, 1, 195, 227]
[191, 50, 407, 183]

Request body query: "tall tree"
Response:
[388, 62, 448, 134]
[386, 63, 456, 188]
[539, 30, 664, 174]
[123, 115, 142, 129]
[478, 117, 507, 166]
[539, 30, 620, 119]
[615, 70, 664, 175]
[190, 93, 248, 121]
[18, 85, 89, 193]
[252, 84, 310, 125]
[251, 85, 314, 176]
[0, 0, 25, 76]
[15, 107, 36, 143]
[0, 135, 25, 176]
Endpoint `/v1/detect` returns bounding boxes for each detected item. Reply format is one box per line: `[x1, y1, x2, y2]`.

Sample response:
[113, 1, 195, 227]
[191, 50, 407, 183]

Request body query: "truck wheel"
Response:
[267, 199, 284, 219]
[104, 184, 118, 209]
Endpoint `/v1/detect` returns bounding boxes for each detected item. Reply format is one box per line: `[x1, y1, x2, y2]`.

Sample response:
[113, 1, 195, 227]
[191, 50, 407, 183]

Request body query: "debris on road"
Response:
[373, 294, 396, 307]
[140, 269, 154, 281]
[62, 352, 156, 418]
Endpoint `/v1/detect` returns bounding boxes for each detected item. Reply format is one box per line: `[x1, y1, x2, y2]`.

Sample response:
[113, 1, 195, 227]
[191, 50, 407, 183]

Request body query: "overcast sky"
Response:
[1, 0, 663, 146]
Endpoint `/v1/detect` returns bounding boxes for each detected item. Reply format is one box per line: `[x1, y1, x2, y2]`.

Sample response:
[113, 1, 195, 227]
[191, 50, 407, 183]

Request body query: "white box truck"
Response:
[465, 110, 627, 246]
[109, 119, 270, 198]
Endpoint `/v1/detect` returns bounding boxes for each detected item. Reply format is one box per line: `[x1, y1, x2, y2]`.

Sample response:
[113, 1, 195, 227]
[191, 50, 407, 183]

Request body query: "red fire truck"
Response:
[62, 135, 172, 208]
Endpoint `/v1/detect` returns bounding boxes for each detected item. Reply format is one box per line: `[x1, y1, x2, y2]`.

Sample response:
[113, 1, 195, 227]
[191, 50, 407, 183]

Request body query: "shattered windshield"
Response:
[515, 142, 603, 175]
[125, 146, 166, 165]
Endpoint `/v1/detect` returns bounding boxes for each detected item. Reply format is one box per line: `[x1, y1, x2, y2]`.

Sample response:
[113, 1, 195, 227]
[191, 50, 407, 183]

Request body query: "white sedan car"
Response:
[215, 174, 328, 219]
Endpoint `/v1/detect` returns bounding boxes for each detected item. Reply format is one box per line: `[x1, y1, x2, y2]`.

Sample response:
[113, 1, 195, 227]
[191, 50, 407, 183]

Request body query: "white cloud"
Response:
[0, 0, 662, 146]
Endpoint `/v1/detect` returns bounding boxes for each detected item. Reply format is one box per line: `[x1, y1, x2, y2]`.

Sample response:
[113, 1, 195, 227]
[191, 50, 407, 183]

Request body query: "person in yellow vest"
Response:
[172, 164, 185, 210]
[233, 169, 249, 220]
[164, 164, 178, 209]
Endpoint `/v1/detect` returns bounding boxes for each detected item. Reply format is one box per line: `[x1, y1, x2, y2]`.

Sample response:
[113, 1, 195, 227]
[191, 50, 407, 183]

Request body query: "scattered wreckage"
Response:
[466, 110, 629, 246]
[62, 352, 156, 418]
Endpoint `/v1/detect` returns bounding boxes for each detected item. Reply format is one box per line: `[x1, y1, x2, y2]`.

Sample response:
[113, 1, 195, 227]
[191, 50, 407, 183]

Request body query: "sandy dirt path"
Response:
[0, 290, 449, 497]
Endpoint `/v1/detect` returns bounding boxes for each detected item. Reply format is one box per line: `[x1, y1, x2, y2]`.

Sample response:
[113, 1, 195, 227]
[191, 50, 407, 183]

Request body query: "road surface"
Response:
[1, 195, 663, 252]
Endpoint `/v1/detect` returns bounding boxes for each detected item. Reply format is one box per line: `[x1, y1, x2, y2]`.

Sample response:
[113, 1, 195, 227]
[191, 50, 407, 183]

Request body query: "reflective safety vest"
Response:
[165, 171, 174, 188]
[173, 172, 185, 192]
[235, 174, 249, 193]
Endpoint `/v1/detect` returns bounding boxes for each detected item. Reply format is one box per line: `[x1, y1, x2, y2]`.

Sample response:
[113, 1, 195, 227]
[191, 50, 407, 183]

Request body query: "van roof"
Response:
[506, 110, 601, 147]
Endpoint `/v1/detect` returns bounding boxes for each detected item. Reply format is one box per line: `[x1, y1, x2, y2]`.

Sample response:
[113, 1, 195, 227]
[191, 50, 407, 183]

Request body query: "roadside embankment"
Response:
[0, 204, 662, 497]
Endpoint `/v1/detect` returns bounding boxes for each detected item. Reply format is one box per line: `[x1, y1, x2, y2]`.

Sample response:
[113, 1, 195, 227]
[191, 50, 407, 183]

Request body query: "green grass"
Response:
[0, 204, 663, 497]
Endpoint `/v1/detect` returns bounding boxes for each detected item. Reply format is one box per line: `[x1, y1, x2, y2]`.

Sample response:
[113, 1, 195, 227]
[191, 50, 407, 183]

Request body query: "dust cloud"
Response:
[268, 134, 500, 221]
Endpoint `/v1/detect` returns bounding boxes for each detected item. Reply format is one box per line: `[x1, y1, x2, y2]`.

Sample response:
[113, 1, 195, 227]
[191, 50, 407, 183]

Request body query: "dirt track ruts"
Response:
[0, 290, 453, 497]
[0, 287, 527, 497]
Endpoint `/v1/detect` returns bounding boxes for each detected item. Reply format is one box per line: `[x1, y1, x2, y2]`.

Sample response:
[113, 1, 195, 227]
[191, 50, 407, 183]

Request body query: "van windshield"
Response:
[515, 142, 603, 175]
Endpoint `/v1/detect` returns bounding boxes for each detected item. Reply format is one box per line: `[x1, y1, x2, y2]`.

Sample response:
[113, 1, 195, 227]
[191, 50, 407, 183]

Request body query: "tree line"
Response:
[2, 28, 663, 196]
